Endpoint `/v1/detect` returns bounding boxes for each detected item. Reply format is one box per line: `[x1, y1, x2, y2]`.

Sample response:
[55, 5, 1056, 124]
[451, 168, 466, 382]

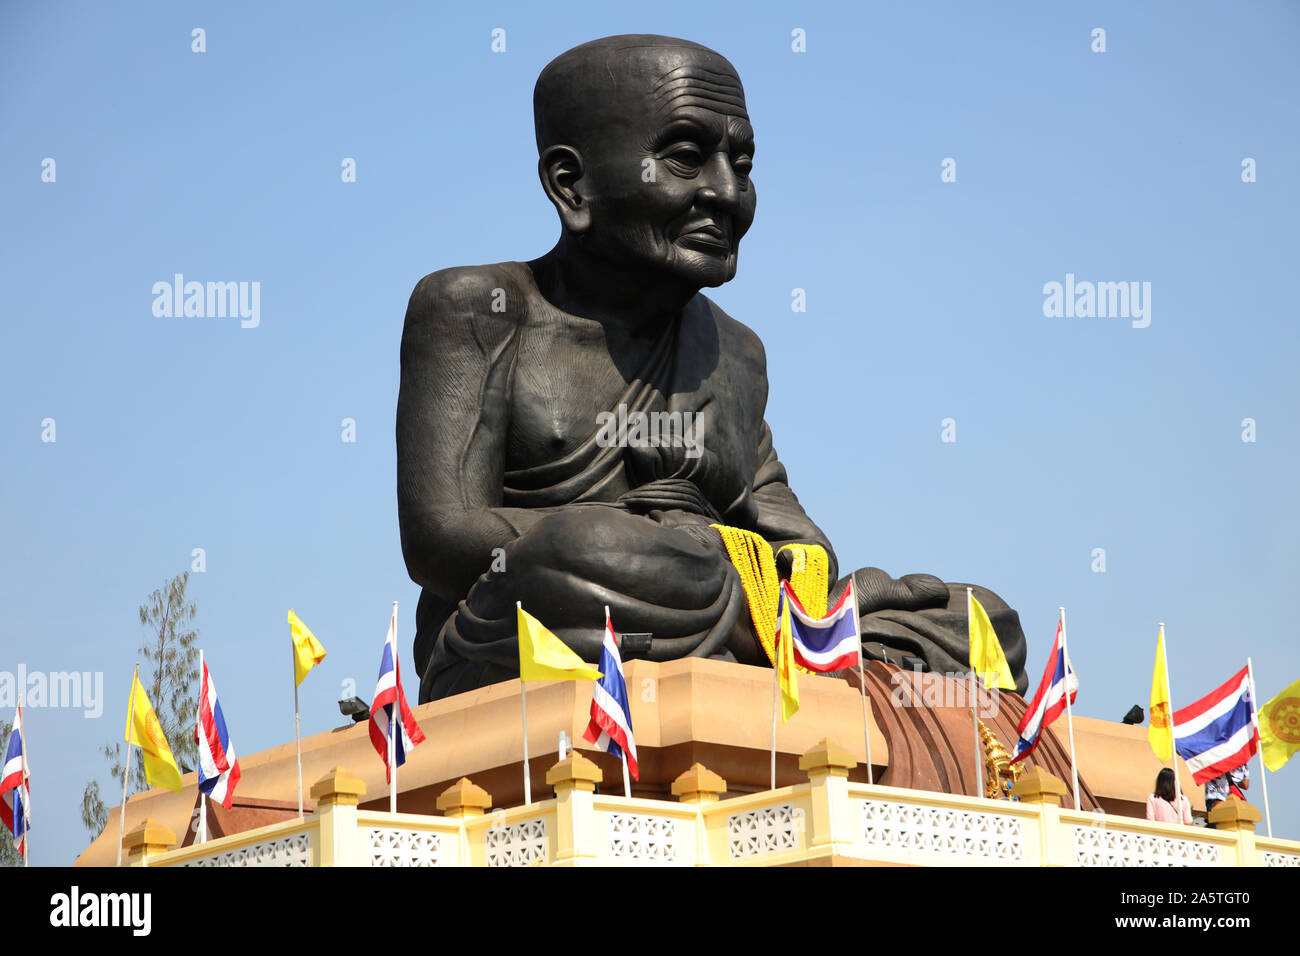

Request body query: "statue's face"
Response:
[578, 49, 756, 289]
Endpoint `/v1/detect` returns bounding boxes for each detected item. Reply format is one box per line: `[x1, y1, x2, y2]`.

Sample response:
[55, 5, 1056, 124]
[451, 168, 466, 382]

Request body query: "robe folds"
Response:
[400, 262, 1028, 702]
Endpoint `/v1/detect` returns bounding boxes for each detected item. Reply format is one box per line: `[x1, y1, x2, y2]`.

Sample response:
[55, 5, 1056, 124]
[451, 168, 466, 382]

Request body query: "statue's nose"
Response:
[695, 153, 743, 212]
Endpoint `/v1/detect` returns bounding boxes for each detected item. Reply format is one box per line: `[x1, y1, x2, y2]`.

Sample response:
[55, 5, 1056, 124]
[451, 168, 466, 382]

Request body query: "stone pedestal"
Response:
[77, 657, 1184, 866]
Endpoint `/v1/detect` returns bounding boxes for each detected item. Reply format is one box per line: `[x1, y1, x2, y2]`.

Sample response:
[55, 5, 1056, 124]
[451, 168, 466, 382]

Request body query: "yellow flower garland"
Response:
[711, 527, 831, 667]
[711, 525, 781, 664]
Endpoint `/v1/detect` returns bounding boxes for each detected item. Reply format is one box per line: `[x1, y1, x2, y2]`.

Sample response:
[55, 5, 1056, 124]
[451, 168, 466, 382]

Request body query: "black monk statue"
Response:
[398, 35, 1029, 702]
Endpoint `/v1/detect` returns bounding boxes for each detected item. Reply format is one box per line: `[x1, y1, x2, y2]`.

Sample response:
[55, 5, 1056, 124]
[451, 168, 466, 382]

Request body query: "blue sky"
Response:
[2, 1, 1297, 864]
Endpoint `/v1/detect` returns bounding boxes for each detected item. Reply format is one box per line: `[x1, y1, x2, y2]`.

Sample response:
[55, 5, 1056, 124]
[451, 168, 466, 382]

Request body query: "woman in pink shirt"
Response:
[1145, 768, 1193, 824]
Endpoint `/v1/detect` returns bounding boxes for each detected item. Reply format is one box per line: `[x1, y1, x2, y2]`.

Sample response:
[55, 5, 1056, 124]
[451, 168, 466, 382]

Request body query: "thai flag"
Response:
[1173, 666, 1258, 785]
[0, 703, 30, 851]
[370, 606, 426, 782]
[777, 579, 861, 673]
[1010, 621, 1078, 764]
[196, 658, 241, 809]
[583, 609, 639, 779]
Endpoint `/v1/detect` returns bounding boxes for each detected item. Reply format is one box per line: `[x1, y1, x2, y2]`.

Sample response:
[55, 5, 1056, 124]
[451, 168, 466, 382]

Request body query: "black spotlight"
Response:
[339, 697, 370, 722]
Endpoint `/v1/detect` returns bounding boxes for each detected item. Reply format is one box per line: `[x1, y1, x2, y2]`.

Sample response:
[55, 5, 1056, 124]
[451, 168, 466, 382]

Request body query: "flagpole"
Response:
[1159, 623, 1185, 815]
[970, 679, 984, 798]
[850, 580, 874, 784]
[17, 697, 27, 867]
[197, 648, 208, 843]
[770, 586, 782, 791]
[856, 652, 874, 785]
[770, 650, 781, 791]
[1245, 656, 1272, 838]
[518, 602, 532, 806]
[390, 601, 399, 815]
[1058, 607, 1081, 810]
[293, 643, 304, 818]
[117, 663, 139, 867]
[967, 588, 984, 798]
[606, 603, 633, 799]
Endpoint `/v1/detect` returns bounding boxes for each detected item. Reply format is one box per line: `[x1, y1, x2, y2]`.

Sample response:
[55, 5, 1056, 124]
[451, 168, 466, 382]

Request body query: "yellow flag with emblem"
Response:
[778, 584, 800, 722]
[1148, 626, 1173, 762]
[517, 605, 602, 682]
[1259, 676, 1300, 771]
[288, 609, 327, 686]
[124, 672, 183, 793]
[968, 591, 1015, 690]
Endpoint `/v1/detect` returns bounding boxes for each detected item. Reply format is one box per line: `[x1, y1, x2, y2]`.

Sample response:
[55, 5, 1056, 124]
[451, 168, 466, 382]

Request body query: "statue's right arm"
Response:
[396, 266, 549, 603]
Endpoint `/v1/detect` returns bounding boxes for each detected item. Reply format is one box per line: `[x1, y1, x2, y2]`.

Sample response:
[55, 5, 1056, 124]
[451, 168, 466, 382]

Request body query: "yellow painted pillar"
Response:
[1011, 767, 1069, 866]
[546, 753, 602, 867]
[799, 738, 857, 859]
[672, 763, 727, 866]
[1208, 795, 1262, 866]
[123, 819, 176, 867]
[310, 766, 366, 867]
[437, 777, 492, 866]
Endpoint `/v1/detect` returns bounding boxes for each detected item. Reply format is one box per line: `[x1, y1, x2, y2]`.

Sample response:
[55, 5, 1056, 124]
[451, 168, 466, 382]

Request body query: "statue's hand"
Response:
[852, 567, 950, 614]
[617, 478, 722, 523]
[775, 546, 799, 581]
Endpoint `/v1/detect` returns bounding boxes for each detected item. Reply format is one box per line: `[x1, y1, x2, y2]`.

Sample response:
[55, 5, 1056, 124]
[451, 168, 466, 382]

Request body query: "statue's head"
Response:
[534, 35, 755, 290]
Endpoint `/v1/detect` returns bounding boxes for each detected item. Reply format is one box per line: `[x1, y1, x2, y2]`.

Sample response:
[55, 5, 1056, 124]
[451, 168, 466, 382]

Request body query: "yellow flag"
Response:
[1149, 626, 1173, 762]
[288, 609, 327, 686]
[124, 673, 183, 793]
[517, 605, 601, 682]
[778, 585, 799, 722]
[1259, 676, 1300, 772]
[968, 592, 1015, 690]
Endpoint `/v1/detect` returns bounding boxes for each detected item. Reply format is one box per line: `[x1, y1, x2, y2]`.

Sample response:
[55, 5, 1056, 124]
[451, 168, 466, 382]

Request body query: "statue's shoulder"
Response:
[404, 261, 533, 332]
[697, 293, 767, 372]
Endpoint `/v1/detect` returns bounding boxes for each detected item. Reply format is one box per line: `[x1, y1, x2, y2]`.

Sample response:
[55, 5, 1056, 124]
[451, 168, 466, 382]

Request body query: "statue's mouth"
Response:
[676, 224, 731, 254]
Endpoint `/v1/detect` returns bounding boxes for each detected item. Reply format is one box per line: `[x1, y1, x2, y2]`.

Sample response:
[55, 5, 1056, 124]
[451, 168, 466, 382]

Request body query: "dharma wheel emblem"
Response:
[1268, 697, 1300, 744]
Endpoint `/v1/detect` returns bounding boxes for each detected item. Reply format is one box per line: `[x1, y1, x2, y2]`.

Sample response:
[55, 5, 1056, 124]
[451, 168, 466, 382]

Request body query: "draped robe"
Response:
[398, 261, 1028, 702]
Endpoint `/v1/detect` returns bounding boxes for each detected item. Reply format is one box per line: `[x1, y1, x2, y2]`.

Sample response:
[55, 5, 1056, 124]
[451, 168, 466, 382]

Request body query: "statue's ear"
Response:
[538, 145, 590, 234]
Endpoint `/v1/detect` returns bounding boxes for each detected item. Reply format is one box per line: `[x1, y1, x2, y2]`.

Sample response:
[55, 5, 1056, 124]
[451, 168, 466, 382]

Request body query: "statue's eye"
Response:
[732, 154, 753, 181]
[661, 145, 704, 176]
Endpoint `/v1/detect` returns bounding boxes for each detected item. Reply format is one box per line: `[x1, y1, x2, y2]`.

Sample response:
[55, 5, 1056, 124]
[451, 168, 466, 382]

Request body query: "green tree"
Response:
[0, 719, 22, 866]
[81, 571, 199, 840]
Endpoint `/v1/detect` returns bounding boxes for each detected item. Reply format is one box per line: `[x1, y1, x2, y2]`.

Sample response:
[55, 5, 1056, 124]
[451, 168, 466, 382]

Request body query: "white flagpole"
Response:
[17, 697, 28, 867]
[850, 582, 875, 785]
[604, 603, 633, 799]
[390, 601, 399, 815]
[856, 654, 874, 786]
[770, 585, 783, 791]
[117, 663, 139, 867]
[198, 648, 207, 843]
[970, 676, 984, 798]
[518, 601, 532, 806]
[770, 650, 780, 791]
[1058, 607, 1081, 810]
[968, 588, 984, 798]
[293, 650, 304, 817]
[1246, 657, 1272, 838]
[1159, 623, 1186, 815]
